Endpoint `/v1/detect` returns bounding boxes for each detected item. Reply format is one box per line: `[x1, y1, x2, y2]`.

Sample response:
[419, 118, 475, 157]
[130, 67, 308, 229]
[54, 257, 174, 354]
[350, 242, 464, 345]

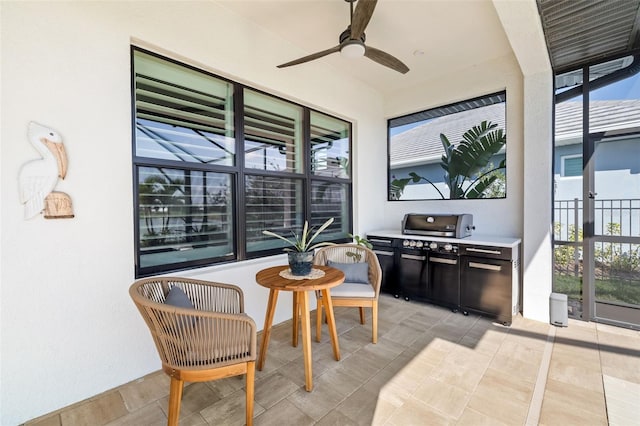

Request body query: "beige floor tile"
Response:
[24, 414, 62, 426]
[105, 401, 166, 426]
[200, 388, 265, 426]
[540, 377, 608, 423]
[384, 358, 435, 395]
[370, 398, 398, 426]
[430, 354, 488, 392]
[473, 367, 535, 405]
[313, 366, 362, 398]
[385, 396, 453, 426]
[551, 338, 602, 365]
[275, 347, 337, 387]
[287, 381, 345, 421]
[254, 398, 314, 426]
[59, 391, 128, 426]
[335, 351, 382, 384]
[254, 371, 300, 409]
[117, 372, 169, 412]
[315, 410, 359, 426]
[551, 343, 602, 371]
[466, 386, 530, 425]
[497, 335, 546, 365]
[206, 372, 250, 398]
[412, 377, 470, 420]
[376, 381, 413, 408]
[458, 326, 508, 356]
[539, 390, 608, 426]
[382, 321, 424, 347]
[177, 412, 208, 426]
[489, 351, 540, 384]
[603, 374, 640, 426]
[599, 345, 640, 383]
[157, 382, 221, 418]
[335, 387, 387, 426]
[547, 357, 604, 393]
[456, 407, 510, 426]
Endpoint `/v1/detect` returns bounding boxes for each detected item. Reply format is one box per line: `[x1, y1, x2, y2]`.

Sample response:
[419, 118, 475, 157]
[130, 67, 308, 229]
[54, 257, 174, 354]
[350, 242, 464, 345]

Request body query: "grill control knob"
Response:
[403, 240, 410, 247]
[415, 241, 424, 248]
[444, 243, 453, 251]
[409, 240, 417, 247]
[429, 242, 438, 250]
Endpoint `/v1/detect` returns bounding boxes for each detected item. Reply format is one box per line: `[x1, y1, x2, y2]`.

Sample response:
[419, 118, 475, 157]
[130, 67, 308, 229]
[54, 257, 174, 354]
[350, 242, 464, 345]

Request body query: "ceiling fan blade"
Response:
[364, 46, 410, 74]
[350, 0, 378, 40]
[277, 45, 341, 68]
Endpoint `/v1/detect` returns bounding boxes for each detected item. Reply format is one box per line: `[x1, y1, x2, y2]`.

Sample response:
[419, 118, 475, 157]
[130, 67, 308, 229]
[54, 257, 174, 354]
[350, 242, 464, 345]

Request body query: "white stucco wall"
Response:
[0, 1, 552, 424]
[493, 0, 554, 323]
[0, 2, 385, 424]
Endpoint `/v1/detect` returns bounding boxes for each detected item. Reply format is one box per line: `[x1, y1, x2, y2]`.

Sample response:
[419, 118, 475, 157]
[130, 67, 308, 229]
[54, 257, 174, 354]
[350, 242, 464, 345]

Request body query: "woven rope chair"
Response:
[313, 244, 382, 343]
[130, 277, 257, 426]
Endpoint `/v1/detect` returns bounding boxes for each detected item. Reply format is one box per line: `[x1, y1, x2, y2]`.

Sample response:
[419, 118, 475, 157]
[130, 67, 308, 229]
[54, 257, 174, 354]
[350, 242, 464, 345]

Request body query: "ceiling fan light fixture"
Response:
[340, 41, 365, 59]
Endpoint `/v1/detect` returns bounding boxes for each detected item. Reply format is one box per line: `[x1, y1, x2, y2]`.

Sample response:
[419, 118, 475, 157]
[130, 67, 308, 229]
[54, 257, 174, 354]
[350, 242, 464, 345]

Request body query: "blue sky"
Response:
[389, 71, 640, 137]
[591, 72, 640, 100]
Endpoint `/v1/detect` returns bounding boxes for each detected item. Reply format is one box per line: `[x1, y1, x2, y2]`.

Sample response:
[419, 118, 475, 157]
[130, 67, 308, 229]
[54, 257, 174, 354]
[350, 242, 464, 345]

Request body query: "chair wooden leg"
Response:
[359, 307, 365, 324]
[315, 295, 323, 342]
[167, 377, 184, 426]
[246, 361, 255, 426]
[372, 301, 378, 344]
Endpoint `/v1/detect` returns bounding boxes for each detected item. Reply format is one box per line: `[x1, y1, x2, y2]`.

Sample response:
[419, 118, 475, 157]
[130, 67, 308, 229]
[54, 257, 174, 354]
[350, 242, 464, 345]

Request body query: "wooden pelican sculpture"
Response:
[19, 122, 73, 219]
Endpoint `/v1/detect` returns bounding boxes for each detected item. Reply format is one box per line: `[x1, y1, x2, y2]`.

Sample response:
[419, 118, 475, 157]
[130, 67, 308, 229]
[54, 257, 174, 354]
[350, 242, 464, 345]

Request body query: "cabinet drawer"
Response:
[459, 245, 512, 260]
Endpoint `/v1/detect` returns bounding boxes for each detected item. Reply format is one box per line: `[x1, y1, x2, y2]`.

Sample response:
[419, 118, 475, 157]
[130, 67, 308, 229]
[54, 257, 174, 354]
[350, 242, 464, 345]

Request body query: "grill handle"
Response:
[466, 247, 502, 255]
[429, 257, 457, 265]
[469, 261, 502, 271]
[369, 238, 393, 245]
[401, 254, 427, 261]
[374, 250, 394, 257]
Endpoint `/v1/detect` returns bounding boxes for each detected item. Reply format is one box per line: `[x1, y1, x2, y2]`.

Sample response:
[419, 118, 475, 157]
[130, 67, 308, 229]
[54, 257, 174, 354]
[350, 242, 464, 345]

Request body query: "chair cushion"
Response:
[165, 286, 195, 309]
[328, 260, 369, 284]
[329, 283, 375, 298]
[165, 286, 198, 330]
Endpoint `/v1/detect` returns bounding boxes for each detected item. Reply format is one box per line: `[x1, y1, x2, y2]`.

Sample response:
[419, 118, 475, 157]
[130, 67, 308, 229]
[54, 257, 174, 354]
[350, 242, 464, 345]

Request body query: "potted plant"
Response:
[262, 217, 335, 275]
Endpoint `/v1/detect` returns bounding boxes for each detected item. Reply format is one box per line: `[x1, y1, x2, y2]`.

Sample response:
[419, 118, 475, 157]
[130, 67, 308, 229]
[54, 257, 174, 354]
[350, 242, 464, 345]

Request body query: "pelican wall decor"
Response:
[18, 121, 74, 219]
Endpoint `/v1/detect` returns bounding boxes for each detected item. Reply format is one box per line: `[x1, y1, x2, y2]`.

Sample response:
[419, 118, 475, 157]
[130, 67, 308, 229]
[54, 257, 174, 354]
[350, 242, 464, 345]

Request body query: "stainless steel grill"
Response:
[401, 213, 474, 239]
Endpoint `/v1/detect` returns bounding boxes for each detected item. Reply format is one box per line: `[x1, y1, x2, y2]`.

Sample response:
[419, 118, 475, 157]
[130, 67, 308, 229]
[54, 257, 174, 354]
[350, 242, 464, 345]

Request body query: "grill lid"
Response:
[402, 213, 474, 238]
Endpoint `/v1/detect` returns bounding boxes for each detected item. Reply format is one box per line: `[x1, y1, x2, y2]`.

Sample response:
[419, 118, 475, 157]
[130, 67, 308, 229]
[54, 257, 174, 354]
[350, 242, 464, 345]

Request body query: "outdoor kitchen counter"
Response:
[366, 230, 521, 248]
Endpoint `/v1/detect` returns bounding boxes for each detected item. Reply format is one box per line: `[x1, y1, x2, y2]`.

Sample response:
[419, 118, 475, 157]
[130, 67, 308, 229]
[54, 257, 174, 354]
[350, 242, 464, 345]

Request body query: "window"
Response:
[561, 155, 582, 177]
[132, 48, 352, 276]
[387, 91, 507, 200]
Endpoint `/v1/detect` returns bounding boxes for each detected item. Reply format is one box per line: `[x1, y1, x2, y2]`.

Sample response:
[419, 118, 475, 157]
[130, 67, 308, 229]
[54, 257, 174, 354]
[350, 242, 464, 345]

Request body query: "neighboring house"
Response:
[554, 99, 640, 201]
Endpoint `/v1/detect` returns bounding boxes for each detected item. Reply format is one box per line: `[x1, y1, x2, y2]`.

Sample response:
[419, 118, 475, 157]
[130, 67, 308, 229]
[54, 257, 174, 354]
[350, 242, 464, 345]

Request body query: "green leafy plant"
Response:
[262, 217, 335, 252]
[346, 234, 373, 262]
[390, 120, 506, 199]
[349, 234, 373, 249]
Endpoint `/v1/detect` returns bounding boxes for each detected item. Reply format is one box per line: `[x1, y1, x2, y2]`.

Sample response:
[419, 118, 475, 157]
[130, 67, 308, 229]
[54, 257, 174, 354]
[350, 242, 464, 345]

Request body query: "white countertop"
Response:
[366, 229, 521, 248]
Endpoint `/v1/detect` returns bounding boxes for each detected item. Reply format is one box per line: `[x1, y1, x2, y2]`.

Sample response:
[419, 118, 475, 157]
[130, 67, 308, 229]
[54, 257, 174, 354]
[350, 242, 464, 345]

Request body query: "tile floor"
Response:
[25, 294, 640, 425]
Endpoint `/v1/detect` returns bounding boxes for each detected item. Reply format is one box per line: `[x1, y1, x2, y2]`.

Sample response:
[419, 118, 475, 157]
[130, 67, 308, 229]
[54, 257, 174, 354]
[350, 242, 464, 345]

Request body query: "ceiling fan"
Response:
[277, 0, 410, 74]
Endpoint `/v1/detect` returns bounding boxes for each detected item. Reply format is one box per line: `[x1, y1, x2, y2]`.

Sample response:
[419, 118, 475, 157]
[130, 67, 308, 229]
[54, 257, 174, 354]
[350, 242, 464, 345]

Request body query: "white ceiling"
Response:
[217, 0, 516, 96]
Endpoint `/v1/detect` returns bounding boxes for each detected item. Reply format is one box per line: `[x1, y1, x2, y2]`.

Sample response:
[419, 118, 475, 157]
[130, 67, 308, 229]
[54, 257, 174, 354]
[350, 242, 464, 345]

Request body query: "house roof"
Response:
[389, 103, 505, 168]
[390, 99, 640, 168]
[555, 99, 640, 144]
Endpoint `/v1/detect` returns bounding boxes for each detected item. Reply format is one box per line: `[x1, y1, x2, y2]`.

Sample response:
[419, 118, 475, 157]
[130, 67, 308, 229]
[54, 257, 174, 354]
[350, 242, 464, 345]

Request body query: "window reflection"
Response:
[244, 89, 303, 173]
[388, 91, 507, 200]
